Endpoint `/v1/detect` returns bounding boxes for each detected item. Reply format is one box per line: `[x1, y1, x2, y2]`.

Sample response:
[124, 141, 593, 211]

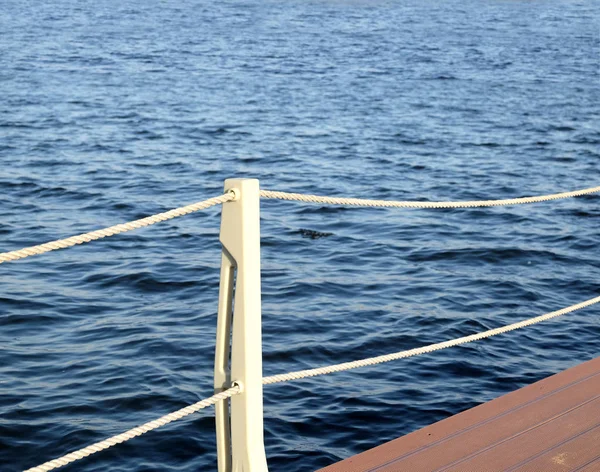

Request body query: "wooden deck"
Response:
[319, 356, 600, 472]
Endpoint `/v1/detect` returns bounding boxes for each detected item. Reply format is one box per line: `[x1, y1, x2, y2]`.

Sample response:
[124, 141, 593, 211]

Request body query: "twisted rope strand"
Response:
[23, 385, 241, 472]
[263, 294, 600, 384]
[259, 185, 600, 209]
[1, 193, 234, 264]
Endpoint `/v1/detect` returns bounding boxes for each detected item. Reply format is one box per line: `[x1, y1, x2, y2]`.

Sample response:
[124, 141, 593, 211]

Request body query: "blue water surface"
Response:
[1, 0, 599, 470]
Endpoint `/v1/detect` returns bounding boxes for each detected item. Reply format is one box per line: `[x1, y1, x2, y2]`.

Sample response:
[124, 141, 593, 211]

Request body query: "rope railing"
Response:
[9, 179, 600, 471]
[260, 185, 600, 208]
[24, 385, 241, 472]
[0, 192, 235, 264]
[24, 293, 599, 472]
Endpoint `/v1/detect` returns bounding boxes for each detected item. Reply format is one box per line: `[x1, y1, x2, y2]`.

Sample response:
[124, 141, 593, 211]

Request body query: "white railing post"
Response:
[214, 178, 268, 472]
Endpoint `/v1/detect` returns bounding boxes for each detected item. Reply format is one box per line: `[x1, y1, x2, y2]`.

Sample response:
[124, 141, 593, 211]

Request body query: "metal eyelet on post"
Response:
[228, 187, 241, 201]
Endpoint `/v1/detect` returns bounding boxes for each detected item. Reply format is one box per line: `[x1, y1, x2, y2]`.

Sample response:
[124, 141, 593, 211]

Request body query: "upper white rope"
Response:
[3, 185, 599, 265]
[0, 192, 235, 264]
[23, 385, 241, 472]
[259, 185, 600, 208]
[262, 294, 600, 384]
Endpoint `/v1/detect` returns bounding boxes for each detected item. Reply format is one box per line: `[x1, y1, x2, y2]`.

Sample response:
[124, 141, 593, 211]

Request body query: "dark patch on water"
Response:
[299, 229, 334, 239]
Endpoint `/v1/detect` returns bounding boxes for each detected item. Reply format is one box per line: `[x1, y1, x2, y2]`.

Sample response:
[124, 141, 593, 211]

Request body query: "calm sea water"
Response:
[1, 0, 599, 470]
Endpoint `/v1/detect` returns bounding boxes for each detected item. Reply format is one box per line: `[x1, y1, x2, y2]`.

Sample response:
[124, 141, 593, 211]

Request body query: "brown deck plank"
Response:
[515, 426, 600, 472]
[579, 457, 600, 472]
[318, 356, 600, 472]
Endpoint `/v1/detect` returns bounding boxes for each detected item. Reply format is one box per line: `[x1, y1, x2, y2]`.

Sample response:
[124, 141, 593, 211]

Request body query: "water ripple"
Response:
[1, 0, 599, 471]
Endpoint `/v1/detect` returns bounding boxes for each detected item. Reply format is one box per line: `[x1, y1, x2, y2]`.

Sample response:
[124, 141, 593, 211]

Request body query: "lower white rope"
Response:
[21, 295, 600, 471]
[23, 385, 241, 472]
[1, 192, 235, 265]
[259, 185, 600, 209]
[262, 294, 600, 384]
